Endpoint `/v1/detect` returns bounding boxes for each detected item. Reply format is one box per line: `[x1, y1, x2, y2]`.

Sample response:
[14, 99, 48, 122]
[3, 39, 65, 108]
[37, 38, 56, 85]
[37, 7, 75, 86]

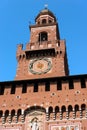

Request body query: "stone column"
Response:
[66, 109, 69, 120]
[2, 113, 5, 124]
[59, 109, 62, 120]
[8, 113, 11, 123]
[73, 108, 75, 119]
[46, 107, 49, 121]
[53, 109, 56, 120]
[15, 113, 18, 123]
[21, 109, 25, 123]
[79, 108, 82, 118]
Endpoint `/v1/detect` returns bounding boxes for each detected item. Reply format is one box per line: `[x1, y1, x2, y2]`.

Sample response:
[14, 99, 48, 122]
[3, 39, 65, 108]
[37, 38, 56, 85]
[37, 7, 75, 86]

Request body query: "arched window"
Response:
[42, 19, 46, 24]
[49, 20, 52, 23]
[74, 104, 80, 118]
[38, 21, 40, 24]
[17, 109, 21, 122]
[68, 105, 73, 119]
[11, 109, 15, 123]
[61, 105, 66, 119]
[38, 32, 48, 42]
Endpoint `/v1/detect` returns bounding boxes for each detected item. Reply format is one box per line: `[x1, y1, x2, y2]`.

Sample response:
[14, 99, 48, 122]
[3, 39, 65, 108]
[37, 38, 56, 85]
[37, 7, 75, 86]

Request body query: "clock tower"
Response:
[0, 7, 87, 130]
[15, 8, 69, 80]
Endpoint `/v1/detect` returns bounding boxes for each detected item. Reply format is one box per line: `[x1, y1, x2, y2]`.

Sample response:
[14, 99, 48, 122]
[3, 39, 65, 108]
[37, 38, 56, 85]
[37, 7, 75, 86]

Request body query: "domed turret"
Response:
[35, 8, 57, 25]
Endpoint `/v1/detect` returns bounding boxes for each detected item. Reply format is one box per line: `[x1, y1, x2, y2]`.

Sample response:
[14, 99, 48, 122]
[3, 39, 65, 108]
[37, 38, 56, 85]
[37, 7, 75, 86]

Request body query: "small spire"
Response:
[44, 4, 48, 9]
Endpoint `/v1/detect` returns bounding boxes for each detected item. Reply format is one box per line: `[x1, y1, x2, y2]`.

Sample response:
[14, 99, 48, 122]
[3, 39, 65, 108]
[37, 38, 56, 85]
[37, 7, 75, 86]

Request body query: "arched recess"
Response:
[61, 105, 66, 119]
[81, 104, 86, 118]
[55, 106, 59, 120]
[49, 106, 53, 120]
[42, 19, 46, 24]
[11, 109, 16, 123]
[24, 106, 46, 130]
[17, 109, 21, 122]
[68, 105, 73, 119]
[5, 110, 9, 123]
[23, 54, 25, 59]
[49, 19, 52, 23]
[25, 106, 46, 116]
[74, 104, 80, 118]
[38, 20, 40, 24]
[38, 32, 48, 42]
[0, 111, 3, 123]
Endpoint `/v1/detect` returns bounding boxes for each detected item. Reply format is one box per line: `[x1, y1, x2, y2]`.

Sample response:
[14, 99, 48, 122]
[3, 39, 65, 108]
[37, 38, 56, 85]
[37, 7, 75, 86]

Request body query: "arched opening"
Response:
[0, 111, 3, 123]
[49, 106, 53, 120]
[42, 19, 46, 24]
[38, 32, 48, 42]
[17, 109, 21, 122]
[5, 110, 9, 123]
[19, 55, 21, 60]
[25, 106, 46, 116]
[38, 20, 40, 24]
[81, 104, 86, 118]
[68, 105, 73, 119]
[24, 106, 46, 130]
[11, 109, 16, 123]
[55, 106, 59, 120]
[49, 20, 52, 23]
[61, 105, 66, 119]
[74, 104, 80, 118]
[23, 54, 25, 59]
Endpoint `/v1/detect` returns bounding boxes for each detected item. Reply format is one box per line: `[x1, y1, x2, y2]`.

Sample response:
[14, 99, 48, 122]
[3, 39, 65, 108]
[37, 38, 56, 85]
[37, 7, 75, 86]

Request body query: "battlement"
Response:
[0, 74, 87, 97]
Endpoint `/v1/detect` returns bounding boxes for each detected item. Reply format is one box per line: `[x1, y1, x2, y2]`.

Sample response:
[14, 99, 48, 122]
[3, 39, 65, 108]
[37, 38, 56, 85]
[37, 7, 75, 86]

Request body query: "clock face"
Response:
[29, 58, 52, 75]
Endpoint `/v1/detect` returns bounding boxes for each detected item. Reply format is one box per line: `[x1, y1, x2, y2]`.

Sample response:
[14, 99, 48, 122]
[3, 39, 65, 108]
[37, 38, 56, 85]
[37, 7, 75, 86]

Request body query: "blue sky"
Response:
[0, 0, 87, 81]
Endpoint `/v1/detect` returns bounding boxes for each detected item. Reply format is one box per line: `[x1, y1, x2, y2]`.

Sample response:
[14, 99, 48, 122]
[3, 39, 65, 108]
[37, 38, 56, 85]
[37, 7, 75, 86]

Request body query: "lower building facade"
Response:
[0, 75, 87, 130]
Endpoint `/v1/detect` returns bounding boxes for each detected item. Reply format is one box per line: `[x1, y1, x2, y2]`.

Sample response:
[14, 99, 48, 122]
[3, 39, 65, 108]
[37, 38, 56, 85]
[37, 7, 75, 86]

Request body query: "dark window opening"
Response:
[0, 111, 3, 118]
[11, 84, 16, 94]
[34, 83, 38, 92]
[11, 110, 15, 119]
[45, 82, 50, 91]
[68, 105, 73, 112]
[42, 19, 46, 24]
[57, 51, 59, 54]
[5, 110, 9, 122]
[38, 21, 40, 24]
[0, 86, 4, 95]
[75, 105, 79, 111]
[49, 107, 53, 113]
[57, 80, 62, 90]
[17, 109, 21, 118]
[38, 32, 48, 42]
[80, 78, 86, 88]
[49, 20, 52, 23]
[60, 51, 62, 54]
[69, 79, 74, 89]
[22, 83, 27, 93]
[23, 54, 25, 58]
[55, 106, 59, 113]
[62, 106, 66, 112]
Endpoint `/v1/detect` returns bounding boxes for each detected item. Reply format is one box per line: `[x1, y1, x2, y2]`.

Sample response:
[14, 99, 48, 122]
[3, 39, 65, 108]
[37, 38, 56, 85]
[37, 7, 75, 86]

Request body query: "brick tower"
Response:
[15, 8, 69, 80]
[0, 8, 87, 130]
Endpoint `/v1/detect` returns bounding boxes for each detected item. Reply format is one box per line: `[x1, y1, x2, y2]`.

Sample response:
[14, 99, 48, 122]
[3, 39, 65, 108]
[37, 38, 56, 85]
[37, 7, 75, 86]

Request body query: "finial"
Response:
[44, 4, 48, 9]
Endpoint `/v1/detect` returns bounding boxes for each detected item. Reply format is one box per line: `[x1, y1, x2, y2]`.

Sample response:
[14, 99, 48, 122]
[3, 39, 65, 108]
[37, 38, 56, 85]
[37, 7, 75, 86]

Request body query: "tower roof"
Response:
[35, 8, 56, 21]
